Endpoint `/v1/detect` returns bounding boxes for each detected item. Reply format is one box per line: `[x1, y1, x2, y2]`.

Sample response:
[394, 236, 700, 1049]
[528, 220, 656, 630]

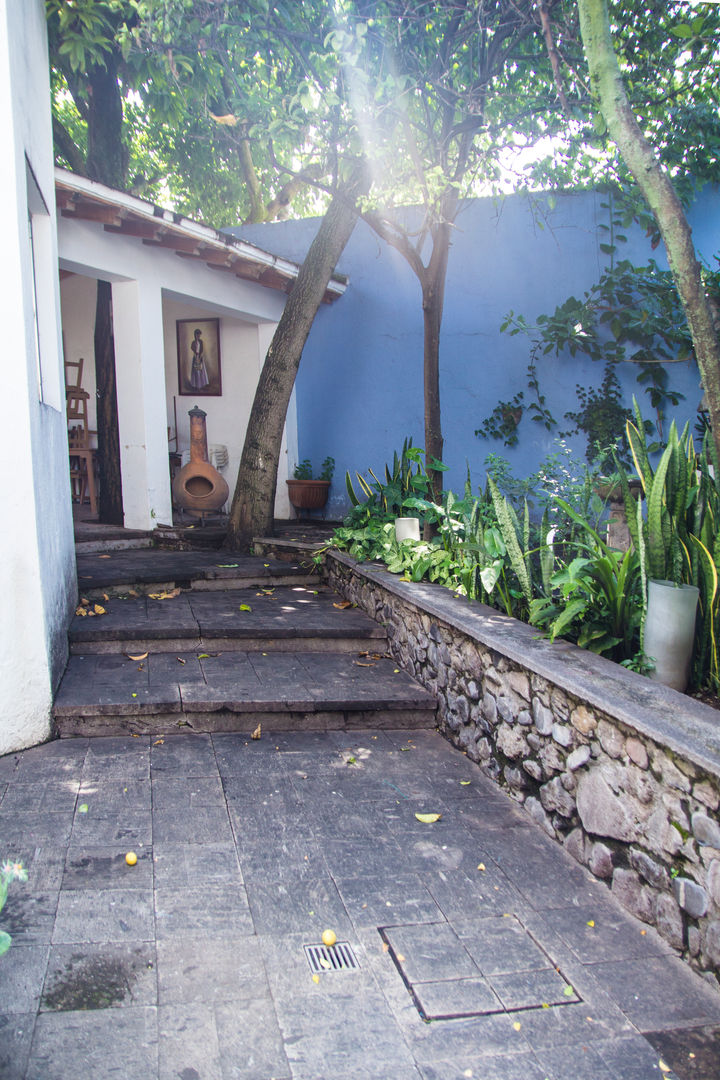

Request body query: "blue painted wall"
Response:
[237, 186, 719, 517]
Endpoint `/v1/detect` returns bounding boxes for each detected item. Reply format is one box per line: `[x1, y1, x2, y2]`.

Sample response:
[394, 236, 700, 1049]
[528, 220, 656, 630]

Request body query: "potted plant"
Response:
[287, 457, 335, 511]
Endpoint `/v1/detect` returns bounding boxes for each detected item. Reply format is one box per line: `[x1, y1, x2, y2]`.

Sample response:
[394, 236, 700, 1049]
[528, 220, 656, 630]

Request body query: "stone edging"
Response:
[323, 549, 720, 985]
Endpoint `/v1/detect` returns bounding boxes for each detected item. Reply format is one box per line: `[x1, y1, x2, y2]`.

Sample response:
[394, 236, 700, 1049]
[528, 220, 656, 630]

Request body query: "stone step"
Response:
[76, 550, 318, 596]
[70, 585, 387, 655]
[52, 649, 437, 738]
[75, 537, 155, 554]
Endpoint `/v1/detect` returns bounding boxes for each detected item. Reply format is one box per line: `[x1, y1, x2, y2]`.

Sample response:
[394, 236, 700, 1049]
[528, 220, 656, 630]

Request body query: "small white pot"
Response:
[395, 517, 420, 542]
[643, 579, 699, 692]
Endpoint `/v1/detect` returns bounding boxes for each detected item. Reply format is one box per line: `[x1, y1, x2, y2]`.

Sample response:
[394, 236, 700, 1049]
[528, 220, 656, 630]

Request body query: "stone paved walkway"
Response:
[1, 728, 720, 1079]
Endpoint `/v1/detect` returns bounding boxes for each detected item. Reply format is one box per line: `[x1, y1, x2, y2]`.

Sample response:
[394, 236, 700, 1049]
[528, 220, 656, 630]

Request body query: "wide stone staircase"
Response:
[53, 545, 437, 737]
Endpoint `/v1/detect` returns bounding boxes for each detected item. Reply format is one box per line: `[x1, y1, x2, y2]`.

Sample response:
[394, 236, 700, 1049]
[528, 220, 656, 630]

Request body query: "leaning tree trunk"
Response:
[226, 171, 368, 550]
[94, 281, 123, 525]
[578, 0, 720, 464]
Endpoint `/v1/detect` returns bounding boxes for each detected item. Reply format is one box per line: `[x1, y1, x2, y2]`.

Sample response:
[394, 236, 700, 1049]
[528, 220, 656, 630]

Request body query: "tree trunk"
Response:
[577, 0, 720, 464]
[226, 171, 368, 550]
[83, 63, 126, 526]
[85, 58, 127, 187]
[94, 281, 124, 525]
[421, 210, 455, 505]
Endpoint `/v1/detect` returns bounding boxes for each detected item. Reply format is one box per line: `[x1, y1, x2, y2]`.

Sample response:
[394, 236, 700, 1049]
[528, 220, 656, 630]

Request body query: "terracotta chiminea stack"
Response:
[171, 406, 229, 517]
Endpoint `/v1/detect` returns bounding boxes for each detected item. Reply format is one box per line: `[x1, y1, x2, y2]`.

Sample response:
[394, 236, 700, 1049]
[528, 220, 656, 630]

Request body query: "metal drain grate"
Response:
[303, 941, 360, 974]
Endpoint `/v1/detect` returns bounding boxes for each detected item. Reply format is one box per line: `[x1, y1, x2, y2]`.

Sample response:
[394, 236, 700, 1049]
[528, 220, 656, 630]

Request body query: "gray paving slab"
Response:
[52, 888, 155, 945]
[417, 1050, 550, 1080]
[157, 1000, 223, 1080]
[41, 942, 158, 1011]
[77, 777, 152, 810]
[150, 731, 218, 774]
[1, 728, 719, 1080]
[61, 847, 153, 891]
[0, 945, 50, 1015]
[152, 842, 243, 889]
[154, 883, 254, 940]
[156, 935, 267, 1006]
[0, 779, 80, 815]
[0, 1014, 35, 1080]
[0, 892, 59, 946]
[69, 808, 153, 849]
[26, 1006, 158, 1080]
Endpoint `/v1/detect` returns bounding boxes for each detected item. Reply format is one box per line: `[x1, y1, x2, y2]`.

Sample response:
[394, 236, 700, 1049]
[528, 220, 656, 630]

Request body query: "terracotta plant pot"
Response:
[286, 478, 330, 510]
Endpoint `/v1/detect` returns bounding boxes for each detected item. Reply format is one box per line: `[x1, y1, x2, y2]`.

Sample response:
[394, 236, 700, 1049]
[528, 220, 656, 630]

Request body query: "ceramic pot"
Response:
[643, 579, 699, 692]
[395, 517, 420, 542]
[172, 406, 229, 513]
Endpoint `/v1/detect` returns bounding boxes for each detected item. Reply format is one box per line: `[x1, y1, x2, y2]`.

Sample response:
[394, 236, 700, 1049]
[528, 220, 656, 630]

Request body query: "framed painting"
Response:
[176, 318, 222, 396]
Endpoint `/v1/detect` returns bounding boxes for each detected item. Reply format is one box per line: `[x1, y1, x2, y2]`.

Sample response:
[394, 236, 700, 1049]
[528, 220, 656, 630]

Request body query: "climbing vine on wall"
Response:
[475, 190, 718, 462]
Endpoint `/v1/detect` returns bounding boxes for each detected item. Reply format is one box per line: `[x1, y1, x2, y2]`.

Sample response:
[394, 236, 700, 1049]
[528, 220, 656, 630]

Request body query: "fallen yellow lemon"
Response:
[321, 929, 337, 947]
[125, 852, 138, 866]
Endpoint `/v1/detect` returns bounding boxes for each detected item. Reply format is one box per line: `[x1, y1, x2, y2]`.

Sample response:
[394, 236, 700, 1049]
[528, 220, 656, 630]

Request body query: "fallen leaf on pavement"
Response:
[239, 604, 252, 612]
[251, 724, 262, 740]
[128, 652, 149, 661]
[333, 601, 352, 609]
[415, 813, 441, 823]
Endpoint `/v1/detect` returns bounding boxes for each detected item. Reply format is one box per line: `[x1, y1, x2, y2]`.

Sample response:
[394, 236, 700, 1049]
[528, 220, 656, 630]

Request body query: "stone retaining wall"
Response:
[323, 550, 720, 986]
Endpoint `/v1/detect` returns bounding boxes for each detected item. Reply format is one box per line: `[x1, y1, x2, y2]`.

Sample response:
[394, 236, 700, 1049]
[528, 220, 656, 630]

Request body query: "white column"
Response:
[111, 279, 173, 529]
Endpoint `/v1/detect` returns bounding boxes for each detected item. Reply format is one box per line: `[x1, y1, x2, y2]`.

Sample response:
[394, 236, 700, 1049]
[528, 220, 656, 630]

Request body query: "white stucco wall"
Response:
[58, 215, 296, 526]
[163, 299, 295, 518]
[0, 0, 76, 753]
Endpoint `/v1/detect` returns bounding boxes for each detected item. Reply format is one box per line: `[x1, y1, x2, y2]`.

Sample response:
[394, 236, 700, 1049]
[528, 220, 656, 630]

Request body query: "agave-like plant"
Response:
[613, 400, 720, 689]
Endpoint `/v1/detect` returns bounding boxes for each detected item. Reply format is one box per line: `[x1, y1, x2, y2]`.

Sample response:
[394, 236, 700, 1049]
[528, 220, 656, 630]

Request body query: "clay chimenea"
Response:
[171, 406, 229, 516]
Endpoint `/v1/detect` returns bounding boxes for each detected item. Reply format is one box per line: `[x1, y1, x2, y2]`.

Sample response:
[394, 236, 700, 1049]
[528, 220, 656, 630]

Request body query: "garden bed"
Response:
[322, 548, 720, 986]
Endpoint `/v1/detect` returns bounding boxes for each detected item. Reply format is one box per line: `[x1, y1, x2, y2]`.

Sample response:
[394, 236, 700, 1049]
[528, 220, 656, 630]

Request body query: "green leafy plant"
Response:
[345, 440, 440, 522]
[613, 400, 720, 689]
[293, 457, 335, 481]
[529, 499, 643, 661]
[0, 860, 28, 958]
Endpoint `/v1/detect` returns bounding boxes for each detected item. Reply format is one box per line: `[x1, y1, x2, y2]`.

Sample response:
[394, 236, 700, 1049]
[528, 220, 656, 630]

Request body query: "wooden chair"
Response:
[67, 389, 97, 514]
[64, 356, 84, 390]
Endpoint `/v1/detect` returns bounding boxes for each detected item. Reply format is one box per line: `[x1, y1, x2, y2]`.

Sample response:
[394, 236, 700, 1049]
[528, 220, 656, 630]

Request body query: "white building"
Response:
[0, 0, 344, 755]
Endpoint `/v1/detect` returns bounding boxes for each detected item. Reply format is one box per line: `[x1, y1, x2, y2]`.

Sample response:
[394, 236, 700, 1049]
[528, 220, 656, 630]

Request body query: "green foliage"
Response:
[529, 500, 643, 662]
[336, 425, 720, 692]
[0, 860, 28, 959]
[293, 460, 313, 480]
[345, 440, 435, 522]
[614, 401, 720, 690]
[486, 249, 693, 463]
[293, 457, 335, 481]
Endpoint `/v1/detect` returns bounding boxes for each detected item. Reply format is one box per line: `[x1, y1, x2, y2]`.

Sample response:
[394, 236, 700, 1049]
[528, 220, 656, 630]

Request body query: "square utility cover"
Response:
[381, 918, 579, 1021]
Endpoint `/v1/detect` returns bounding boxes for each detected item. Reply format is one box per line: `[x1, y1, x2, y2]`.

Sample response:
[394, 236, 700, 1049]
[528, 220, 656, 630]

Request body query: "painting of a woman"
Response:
[189, 328, 210, 390]
[176, 318, 222, 395]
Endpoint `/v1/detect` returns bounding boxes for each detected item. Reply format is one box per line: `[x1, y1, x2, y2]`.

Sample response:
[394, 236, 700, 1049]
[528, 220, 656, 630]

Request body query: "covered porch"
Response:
[55, 169, 346, 532]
